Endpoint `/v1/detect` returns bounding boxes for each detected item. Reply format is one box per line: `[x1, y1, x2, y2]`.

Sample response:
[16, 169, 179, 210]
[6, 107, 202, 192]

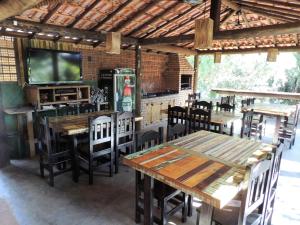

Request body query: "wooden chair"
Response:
[263, 143, 283, 225]
[189, 108, 211, 133]
[167, 105, 188, 126]
[57, 105, 78, 116]
[192, 100, 213, 110]
[221, 95, 235, 105]
[77, 115, 114, 184]
[197, 158, 272, 225]
[167, 123, 187, 141]
[216, 103, 235, 112]
[37, 117, 73, 187]
[278, 104, 300, 149]
[115, 112, 135, 173]
[187, 92, 201, 108]
[79, 103, 97, 113]
[135, 127, 188, 225]
[240, 109, 254, 139]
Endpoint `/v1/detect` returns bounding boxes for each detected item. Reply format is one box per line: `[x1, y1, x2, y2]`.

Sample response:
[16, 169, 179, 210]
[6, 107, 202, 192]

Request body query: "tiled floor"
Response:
[0, 120, 299, 225]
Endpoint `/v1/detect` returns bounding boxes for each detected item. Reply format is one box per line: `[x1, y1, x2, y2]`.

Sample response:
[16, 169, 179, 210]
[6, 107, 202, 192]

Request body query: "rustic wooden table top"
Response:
[124, 131, 274, 209]
[49, 111, 115, 135]
[211, 88, 300, 100]
[243, 103, 296, 117]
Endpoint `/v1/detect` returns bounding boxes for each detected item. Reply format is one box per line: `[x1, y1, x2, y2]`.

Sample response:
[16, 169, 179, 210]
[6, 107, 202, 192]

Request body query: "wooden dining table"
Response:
[242, 103, 297, 144]
[123, 130, 275, 225]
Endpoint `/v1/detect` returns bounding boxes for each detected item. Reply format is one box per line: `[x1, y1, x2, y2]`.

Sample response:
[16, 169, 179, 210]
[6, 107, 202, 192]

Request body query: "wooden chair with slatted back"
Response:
[167, 123, 187, 141]
[57, 105, 78, 116]
[79, 103, 97, 113]
[189, 108, 211, 133]
[263, 143, 283, 225]
[77, 115, 114, 184]
[197, 157, 272, 225]
[37, 117, 73, 187]
[135, 127, 188, 225]
[192, 100, 213, 110]
[216, 103, 235, 112]
[168, 105, 188, 126]
[115, 112, 135, 173]
[240, 109, 254, 139]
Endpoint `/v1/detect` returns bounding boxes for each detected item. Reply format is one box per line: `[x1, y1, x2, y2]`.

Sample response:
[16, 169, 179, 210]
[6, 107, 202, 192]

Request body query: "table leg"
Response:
[72, 135, 79, 183]
[273, 115, 281, 144]
[144, 174, 154, 225]
[26, 112, 35, 158]
[196, 202, 213, 225]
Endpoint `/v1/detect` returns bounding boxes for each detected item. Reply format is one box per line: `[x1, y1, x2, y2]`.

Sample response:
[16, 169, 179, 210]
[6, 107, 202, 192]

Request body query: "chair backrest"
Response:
[189, 108, 211, 132]
[240, 109, 254, 138]
[37, 117, 53, 156]
[168, 105, 188, 126]
[221, 95, 235, 105]
[79, 103, 97, 113]
[167, 124, 187, 141]
[188, 92, 201, 101]
[89, 115, 114, 151]
[136, 127, 164, 151]
[238, 158, 272, 225]
[217, 103, 235, 112]
[193, 100, 213, 110]
[57, 105, 78, 116]
[269, 143, 283, 190]
[116, 112, 135, 152]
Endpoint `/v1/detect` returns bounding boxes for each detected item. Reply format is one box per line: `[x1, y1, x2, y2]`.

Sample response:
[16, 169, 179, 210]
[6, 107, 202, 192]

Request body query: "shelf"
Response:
[54, 93, 77, 96]
[40, 99, 90, 105]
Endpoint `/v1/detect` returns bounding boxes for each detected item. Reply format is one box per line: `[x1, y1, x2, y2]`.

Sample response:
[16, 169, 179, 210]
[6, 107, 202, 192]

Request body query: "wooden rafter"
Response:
[68, 0, 100, 28]
[0, 19, 137, 45]
[0, 0, 45, 21]
[41, 2, 62, 23]
[110, 1, 158, 32]
[140, 4, 201, 39]
[126, 1, 179, 36]
[140, 20, 300, 45]
[89, 0, 131, 31]
[237, 2, 300, 20]
[210, 0, 222, 32]
[220, 9, 236, 25]
[239, 0, 300, 10]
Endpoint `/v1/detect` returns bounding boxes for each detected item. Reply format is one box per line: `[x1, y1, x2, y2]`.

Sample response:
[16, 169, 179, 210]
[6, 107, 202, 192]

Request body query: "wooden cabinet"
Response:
[25, 85, 90, 109]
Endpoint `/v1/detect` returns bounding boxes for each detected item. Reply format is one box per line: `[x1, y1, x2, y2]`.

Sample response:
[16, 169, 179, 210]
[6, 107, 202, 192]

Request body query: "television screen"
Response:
[57, 52, 81, 82]
[27, 49, 55, 84]
[27, 48, 82, 84]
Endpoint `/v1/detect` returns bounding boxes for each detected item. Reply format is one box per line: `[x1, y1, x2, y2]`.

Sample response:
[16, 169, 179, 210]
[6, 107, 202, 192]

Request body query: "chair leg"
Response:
[115, 148, 119, 174]
[160, 198, 167, 225]
[89, 157, 93, 185]
[187, 195, 193, 217]
[48, 164, 54, 187]
[181, 193, 188, 223]
[135, 171, 141, 223]
[39, 154, 44, 178]
[110, 151, 114, 177]
[196, 208, 200, 225]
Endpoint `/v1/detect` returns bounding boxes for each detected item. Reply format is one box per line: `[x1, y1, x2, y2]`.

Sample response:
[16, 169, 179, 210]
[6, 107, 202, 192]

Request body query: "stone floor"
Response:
[0, 120, 299, 225]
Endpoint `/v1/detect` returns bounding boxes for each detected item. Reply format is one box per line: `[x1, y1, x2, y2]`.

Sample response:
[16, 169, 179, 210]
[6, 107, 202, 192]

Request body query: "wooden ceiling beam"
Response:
[222, 0, 292, 22]
[41, 2, 62, 24]
[68, 0, 100, 28]
[220, 9, 236, 25]
[239, 0, 300, 9]
[140, 3, 202, 39]
[0, 19, 137, 45]
[110, 1, 158, 32]
[236, 2, 300, 20]
[140, 20, 300, 45]
[142, 44, 197, 56]
[197, 45, 300, 55]
[0, 0, 45, 21]
[89, 0, 131, 31]
[126, 1, 179, 37]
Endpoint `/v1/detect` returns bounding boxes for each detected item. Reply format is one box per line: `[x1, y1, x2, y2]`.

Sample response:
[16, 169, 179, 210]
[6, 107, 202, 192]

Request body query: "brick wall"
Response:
[74, 48, 168, 93]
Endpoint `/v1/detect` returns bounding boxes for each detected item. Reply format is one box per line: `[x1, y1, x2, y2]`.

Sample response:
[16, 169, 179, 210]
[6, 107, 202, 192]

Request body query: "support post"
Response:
[135, 45, 142, 131]
[214, 52, 222, 63]
[193, 54, 200, 93]
[267, 48, 279, 62]
[210, 0, 222, 32]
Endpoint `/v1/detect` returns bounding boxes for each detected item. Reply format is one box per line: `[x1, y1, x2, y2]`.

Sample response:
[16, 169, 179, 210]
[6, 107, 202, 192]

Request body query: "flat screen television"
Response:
[26, 48, 82, 84]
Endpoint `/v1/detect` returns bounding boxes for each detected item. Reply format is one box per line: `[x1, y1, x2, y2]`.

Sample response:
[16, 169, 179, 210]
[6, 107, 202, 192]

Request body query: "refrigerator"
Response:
[98, 68, 136, 112]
